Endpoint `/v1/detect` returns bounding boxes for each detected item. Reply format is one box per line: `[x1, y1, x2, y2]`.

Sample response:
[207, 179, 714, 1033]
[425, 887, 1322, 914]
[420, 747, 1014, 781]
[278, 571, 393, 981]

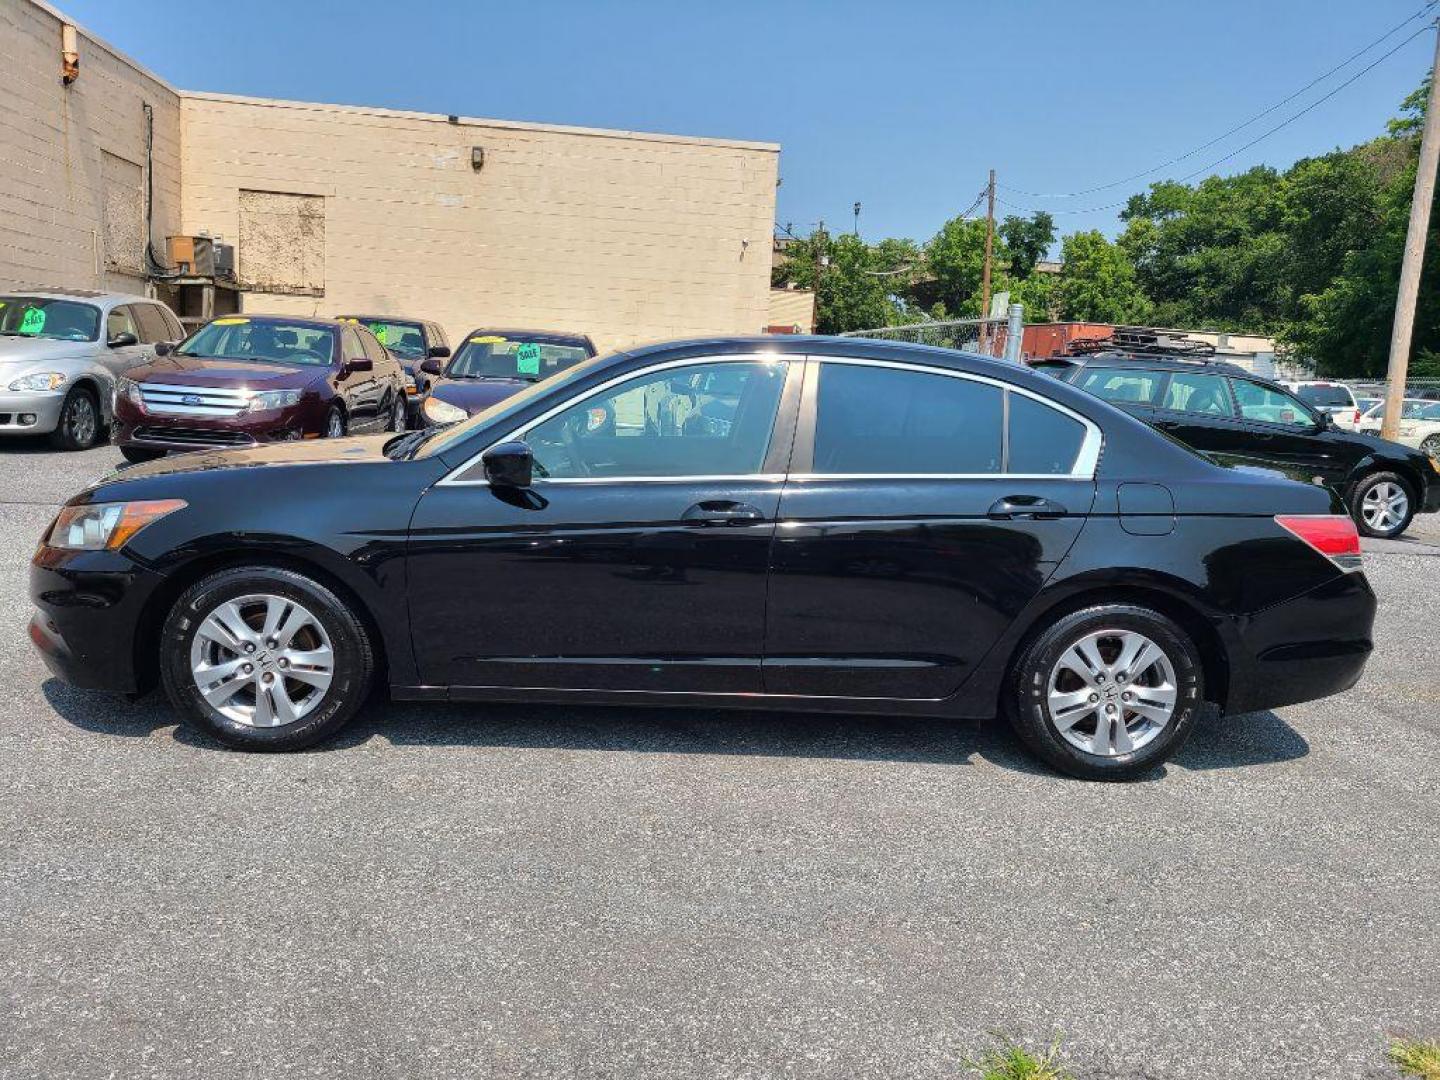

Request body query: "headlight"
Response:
[248, 389, 303, 412]
[8, 372, 66, 392]
[115, 375, 143, 406]
[1429, 455, 1440, 475]
[423, 396, 467, 425]
[45, 500, 186, 551]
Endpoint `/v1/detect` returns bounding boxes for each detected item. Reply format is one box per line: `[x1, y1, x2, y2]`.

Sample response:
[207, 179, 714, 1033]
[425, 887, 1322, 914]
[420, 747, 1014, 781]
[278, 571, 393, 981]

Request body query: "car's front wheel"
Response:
[1421, 433, 1440, 460]
[324, 404, 346, 439]
[1350, 471, 1414, 539]
[160, 566, 374, 751]
[1006, 604, 1204, 781]
[49, 386, 102, 451]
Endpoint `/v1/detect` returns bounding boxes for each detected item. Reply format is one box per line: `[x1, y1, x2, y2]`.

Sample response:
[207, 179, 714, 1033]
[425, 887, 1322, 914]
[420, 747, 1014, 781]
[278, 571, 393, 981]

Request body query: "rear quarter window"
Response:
[1009, 393, 1087, 474]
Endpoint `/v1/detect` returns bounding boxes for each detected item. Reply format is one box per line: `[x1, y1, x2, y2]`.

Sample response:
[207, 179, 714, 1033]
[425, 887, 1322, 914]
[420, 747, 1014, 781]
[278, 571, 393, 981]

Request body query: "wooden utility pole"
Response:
[1381, 22, 1440, 442]
[980, 169, 997, 352]
[812, 219, 826, 335]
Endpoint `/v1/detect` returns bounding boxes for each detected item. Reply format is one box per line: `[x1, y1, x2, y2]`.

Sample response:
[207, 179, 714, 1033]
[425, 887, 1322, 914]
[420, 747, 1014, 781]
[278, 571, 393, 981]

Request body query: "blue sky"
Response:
[62, 0, 1438, 245]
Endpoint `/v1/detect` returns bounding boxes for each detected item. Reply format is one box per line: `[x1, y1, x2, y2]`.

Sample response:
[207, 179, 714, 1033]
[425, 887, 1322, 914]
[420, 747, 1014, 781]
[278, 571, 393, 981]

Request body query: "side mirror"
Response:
[482, 441, 533, 488]
[420, 357, 445, 376]
[428, 344, 451, 359]
[108, 331, 139, 348]
[346, 355, 374, 373]
[154, 341, 174, 357]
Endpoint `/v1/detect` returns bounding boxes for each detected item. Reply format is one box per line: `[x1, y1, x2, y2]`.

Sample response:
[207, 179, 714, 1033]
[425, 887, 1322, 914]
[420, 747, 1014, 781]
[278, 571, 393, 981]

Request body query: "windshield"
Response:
[0, 297, 101, 342]
[1295, 384, 1353, 408]
[341, 318, 426, 359]
[179, 318, 336, 366]
[411, 351, 615, 460]
[447, 333, 591, 382]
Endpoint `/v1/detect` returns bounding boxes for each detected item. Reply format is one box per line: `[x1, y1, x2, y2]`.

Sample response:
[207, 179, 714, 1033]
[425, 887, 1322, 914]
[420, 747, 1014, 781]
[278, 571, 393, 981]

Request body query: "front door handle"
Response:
[987, 495, 1067, 520]
[682, 500, 767, 526]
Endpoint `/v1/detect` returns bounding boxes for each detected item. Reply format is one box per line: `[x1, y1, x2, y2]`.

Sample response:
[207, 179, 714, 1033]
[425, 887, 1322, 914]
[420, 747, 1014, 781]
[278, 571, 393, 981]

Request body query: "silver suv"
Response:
[0, 289, 185, 450]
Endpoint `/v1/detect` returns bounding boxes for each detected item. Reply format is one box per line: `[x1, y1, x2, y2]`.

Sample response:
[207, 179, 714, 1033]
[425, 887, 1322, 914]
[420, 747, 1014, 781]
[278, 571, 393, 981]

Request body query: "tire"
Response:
[386, 393, 406, 432]
[120, 445, 165, 464]
[1421, 434, 1440, 459]
[48, 385, 102, 451]
[1349, 471, 1414, 539]
[159, 566, 374, 752]
[1005, 604, 1204, 781]
[324, 404, 347, 439]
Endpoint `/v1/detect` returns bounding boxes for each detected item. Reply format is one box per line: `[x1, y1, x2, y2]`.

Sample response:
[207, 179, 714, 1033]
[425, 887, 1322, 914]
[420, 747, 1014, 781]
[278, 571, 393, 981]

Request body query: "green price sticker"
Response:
[369, 323, 388, 345]
[18, 307, 46, 335]
[516, 342, 542, 376]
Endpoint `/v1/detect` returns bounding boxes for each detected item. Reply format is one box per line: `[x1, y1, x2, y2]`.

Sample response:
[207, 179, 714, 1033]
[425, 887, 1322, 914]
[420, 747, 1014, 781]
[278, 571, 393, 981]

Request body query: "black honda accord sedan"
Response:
[30, 337, 1375, 780]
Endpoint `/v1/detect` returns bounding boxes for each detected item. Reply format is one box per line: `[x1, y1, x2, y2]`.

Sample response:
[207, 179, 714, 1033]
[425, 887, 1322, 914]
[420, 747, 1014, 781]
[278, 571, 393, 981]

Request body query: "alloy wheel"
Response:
[326, 410, 345, 438]
[189, 593, 335, 728]
[1046, 628, 1178, 757]
[66, 394, 97, 446]
[391, 397, 406, 432]
[1361, 481, 1408, 533]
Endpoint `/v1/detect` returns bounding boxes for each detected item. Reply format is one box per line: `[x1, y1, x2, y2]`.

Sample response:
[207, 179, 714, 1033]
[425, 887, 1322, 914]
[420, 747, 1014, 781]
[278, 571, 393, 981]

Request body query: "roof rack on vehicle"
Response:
[1063, 327, 1218, 360]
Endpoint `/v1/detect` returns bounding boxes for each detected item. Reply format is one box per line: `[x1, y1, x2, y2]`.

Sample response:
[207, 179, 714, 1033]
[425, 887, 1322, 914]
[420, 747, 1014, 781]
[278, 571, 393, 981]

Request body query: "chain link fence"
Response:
[1330, 377, 1440, 399]
[839, 314, 1021, 360]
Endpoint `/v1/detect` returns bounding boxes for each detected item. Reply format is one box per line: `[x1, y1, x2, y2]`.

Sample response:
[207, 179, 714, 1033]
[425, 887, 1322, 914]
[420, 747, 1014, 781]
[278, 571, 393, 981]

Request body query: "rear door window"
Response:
[1076, 368, 1162, 406]
[1160, 372, 1233, 417]
[813, 363, 1003, 474]
[132, 304, 170, 344]
[1231, 381, 1315, 428]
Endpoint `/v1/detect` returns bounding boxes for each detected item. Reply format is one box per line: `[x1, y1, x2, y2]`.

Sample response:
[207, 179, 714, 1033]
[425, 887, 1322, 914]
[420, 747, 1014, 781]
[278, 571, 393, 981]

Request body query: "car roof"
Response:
[462, 328, 595, 345]
[335, 314, 428, 325]
[1040, 350, 1254, 378]
[0, 288, 151, 304]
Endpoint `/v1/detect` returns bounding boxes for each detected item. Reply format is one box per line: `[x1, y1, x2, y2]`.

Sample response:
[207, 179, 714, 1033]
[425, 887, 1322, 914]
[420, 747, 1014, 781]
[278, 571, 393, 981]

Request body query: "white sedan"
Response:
[1358, 398, 1440, 457]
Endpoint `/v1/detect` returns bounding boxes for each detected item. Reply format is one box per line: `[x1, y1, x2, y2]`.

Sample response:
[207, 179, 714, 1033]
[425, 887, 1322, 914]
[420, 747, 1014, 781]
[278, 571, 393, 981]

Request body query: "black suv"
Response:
[1034, 351, 1440, 539]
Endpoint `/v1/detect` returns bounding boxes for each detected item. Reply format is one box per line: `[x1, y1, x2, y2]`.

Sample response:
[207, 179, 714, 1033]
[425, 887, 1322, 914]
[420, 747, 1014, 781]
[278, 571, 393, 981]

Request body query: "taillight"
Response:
[1275, 514, 1362, 572]
[1352, 408, 1360, 424]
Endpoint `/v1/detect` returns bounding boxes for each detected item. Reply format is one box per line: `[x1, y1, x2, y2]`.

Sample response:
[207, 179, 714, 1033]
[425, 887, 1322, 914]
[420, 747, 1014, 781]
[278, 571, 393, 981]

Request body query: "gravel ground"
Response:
[1, 441, 1437, 1080]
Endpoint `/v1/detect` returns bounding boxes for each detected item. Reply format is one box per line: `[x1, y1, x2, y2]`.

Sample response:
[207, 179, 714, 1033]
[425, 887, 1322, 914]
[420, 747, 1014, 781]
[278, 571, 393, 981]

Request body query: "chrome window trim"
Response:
[438, 351, 1103, 487]
[438, 352, 792, 486]
[808, 356, 1103, 480]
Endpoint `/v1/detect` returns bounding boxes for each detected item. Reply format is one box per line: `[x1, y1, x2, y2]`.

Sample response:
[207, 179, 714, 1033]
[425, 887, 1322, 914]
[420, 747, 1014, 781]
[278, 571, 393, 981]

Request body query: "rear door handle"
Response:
[987, 495, 1068, 520]
[682, 500, 767, 526]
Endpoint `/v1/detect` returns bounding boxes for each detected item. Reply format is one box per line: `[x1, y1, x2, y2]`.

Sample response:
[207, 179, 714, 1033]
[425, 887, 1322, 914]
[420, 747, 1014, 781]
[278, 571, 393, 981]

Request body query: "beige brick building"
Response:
[2, 0, 780, 351]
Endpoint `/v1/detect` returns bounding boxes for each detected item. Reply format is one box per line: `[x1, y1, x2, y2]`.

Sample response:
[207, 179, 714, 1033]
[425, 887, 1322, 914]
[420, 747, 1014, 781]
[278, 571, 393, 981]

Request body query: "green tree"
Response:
[1055, 230, 1149, 322]
[771, 229, 916, 334]
[999, 211, 1056, 279]
[921, 215, 1005, 317]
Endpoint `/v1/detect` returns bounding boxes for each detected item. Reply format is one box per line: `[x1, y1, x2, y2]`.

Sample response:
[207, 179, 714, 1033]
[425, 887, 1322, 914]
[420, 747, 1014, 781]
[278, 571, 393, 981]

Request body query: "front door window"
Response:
[521, 359, 789, 479]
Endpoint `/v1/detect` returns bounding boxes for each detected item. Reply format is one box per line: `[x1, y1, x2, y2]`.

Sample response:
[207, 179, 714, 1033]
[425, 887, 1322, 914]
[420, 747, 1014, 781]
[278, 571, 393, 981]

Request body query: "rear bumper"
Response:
[1221, 570, 1376, 715]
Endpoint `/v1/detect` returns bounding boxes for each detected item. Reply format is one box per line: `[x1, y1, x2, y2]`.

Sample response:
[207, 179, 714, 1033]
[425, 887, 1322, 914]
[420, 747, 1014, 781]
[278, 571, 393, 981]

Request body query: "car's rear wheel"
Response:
[1350, 471, 1413, 539]
[324, 404, 346, 439]
[1006, 604, 1203, 781]
[386, 394, 406, 432]
[120, 445, 165, 464]
[49, 386, 101, 451]
[160, 566, 374, 751]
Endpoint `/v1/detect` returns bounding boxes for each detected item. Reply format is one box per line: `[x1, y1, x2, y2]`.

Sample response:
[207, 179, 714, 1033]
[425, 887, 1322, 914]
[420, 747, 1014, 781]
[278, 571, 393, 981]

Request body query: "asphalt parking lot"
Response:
[2, 441, 1438, 1080]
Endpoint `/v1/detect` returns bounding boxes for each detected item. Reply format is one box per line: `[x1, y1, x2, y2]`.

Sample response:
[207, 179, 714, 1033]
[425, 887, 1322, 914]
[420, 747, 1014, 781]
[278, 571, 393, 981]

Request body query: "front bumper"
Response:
[1221, 570, 1377, 715]
[0, 390, 66, 435]
[29, 546, 165, 694]
[112, 398, 310, 453]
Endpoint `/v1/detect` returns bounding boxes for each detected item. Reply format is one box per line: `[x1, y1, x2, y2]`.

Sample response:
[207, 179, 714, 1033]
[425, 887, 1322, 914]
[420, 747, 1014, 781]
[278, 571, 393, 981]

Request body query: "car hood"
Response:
[127, 355, 324, 389]
[103, 434, 398, 483]
[0, 337, 99, 365]
[429, 377, 530, 414]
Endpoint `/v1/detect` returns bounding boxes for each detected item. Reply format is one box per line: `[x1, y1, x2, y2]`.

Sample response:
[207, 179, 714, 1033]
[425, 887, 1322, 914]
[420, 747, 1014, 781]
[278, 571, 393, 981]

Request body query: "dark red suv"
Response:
[113, 315, 408, 462]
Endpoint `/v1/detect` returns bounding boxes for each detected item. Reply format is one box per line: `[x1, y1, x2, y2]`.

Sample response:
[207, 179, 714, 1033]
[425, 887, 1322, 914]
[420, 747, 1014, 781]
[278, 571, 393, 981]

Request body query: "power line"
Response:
[998, 21, 1436, 218]
[1001, 2, 1437, 201]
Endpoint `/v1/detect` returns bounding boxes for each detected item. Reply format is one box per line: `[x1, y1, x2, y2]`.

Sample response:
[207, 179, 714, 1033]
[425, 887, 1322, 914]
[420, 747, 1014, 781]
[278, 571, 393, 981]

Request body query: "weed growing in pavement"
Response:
[963, 1032, 1074, 1080]
[1389, 1037, 1440, 1079]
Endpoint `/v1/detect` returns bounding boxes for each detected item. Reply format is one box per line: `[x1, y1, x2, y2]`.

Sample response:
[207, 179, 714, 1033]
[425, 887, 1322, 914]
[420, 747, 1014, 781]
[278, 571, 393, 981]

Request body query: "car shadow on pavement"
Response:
[42, 679, 1309, 778]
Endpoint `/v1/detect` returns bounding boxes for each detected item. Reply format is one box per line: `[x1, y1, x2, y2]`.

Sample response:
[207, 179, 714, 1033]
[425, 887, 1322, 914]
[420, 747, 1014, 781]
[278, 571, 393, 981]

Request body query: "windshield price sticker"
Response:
[516, 342, 542, 375]
[18, 307, 46, 335]
[212, 317, 249, 325]
[470, 335, 507, 345]
[369, 323, 389, 344]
